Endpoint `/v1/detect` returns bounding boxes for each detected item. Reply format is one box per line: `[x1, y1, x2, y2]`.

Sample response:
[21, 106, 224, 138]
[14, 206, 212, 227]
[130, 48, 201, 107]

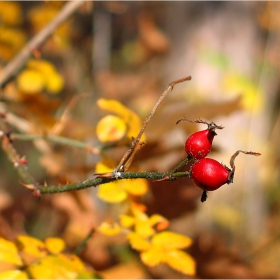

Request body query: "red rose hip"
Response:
[177, 118, 223, 159]
[185, 128, 216, 159]
[190, 158, 230, 192]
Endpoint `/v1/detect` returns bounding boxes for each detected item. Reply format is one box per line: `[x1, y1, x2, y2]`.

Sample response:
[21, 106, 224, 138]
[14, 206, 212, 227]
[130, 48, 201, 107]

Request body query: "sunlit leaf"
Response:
[0, 27, 26, 61]
[127, 232, 151, 251]
[16, 235, 47, 259]
[28, 253, 93, 279]
[0, 238, 22, 266]
[27, 59, 56, 75]
[98, 222, 122, 236]
[135, 220, 155, 238]
[163, 249, 196, 275]
[152, 231, 193, 249]
[119, 214, 135, 228]
[27, 59, 64, 94]
[16, 59, 64, 94]
[0, 2, 22, 25]
[28, 254, 78, 279]
[45, 72, 64, 94]
[96, 160, 127, 203]
[96, 115, 127, 143]
[148, 214, 167, 228]
[97, 98, 146, 141]
[140, 246, 164, 266]
[45, 237, 65, 255]
[97, 183, 127, 203]
[0, 270, 28, 279]
[17, 69, 45, 94]
[124, 178, 148, 196]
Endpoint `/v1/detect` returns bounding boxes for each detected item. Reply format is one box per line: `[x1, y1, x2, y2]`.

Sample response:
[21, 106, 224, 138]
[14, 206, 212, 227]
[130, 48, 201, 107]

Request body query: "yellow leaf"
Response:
[124, 178, 148, 196]
[45, 237, 65, 254]
[119, 215, 135, 228]
[163, 249, 196, 276]
[140, 246, 164, 266]
[95, 159, 115, 173]
[45, 72, 64, 94]
[28, 253, 91, 279]
[97, 98, 146, 141]
[27, 59, 56, 75]
[28, 254, 77, 279]
[16, 235, 47, 259]
[0, 2, 22, 26]
[27, 59, 64, 94]
[135, 221, 155, 238]
[127, 232, 151, 251]
[97, 183, 127, 203]
[0, 27, 26, 61]
[17, 70, 45, 94]
[0, 270, 28, 279]
[96, 160, 128, 203]
[148, 214, 167, 227]
[96, 115, 127, 143]
[0, 238, 22, 266]
[98, 222, 122, 236]
[152, 231, 193, 250]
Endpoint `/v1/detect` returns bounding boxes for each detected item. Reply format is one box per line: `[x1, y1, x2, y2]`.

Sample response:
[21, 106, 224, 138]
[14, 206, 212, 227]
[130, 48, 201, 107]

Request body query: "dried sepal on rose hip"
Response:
[190, 150, 261, 202]
[176, 118, 223, 159]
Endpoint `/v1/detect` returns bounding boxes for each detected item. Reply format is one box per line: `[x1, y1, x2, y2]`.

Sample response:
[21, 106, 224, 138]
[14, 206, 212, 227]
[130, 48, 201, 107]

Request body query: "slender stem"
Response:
[169, 155, 192, 174]
[0, 1, 85, 89]
[11, 133, 100, 154]
[1, 134, 39, 187]
[115, 76, 191, 171]
[74, 228, 95, 255]
[37, 171, 190, 194]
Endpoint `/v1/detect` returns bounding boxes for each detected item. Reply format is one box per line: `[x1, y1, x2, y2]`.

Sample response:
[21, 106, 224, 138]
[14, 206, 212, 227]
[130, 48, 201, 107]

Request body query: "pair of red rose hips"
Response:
[177, 118, 260, 202]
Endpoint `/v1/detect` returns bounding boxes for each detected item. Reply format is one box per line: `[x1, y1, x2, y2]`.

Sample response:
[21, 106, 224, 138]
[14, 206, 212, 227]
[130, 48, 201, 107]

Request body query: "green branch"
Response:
[37, 170, 190, 195]
[11, 133, 101, 154]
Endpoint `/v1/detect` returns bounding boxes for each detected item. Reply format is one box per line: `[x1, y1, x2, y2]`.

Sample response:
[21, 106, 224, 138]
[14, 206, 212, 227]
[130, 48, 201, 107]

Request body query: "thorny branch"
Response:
[0, 77, 192, 196]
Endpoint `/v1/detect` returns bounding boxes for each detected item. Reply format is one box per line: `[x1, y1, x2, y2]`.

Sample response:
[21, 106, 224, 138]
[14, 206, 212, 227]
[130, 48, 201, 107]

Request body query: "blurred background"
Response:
[0, 1, 280, 278]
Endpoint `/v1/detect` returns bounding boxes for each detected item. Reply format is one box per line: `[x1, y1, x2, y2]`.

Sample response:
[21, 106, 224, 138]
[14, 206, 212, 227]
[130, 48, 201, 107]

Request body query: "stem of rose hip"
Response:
[227, 150, 261, 184]
[176, 118, 224, 131]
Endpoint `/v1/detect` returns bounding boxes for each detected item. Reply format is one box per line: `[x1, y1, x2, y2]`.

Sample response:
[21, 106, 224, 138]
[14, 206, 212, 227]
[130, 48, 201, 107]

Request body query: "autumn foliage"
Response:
[0, 1, 279, 279]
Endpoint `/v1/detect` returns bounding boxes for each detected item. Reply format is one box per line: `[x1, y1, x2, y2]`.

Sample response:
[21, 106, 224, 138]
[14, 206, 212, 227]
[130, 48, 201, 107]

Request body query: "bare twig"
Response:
[115, 76, 191, 172]
[0, 1, 85, 89]
[228, 150, 261, 183]
[176, 117, 224, 130]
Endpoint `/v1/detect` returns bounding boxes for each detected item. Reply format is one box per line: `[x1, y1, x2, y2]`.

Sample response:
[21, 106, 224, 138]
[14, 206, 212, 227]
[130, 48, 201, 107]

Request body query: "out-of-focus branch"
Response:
[0, 1, 85, 89]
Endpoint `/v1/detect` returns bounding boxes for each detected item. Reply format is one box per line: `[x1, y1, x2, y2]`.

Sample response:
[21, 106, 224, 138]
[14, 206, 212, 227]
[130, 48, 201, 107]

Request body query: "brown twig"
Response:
[0, 1, 85, 89]
[176, 117, 224, 130]
[115, 76, 191, 172]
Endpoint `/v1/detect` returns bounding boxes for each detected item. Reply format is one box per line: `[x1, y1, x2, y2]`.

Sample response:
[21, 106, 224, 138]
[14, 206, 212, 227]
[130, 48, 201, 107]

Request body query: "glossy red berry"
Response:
[191, 158, 231, 192]
[185, 128, 216, 159]
[177, 118, 223, 159]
